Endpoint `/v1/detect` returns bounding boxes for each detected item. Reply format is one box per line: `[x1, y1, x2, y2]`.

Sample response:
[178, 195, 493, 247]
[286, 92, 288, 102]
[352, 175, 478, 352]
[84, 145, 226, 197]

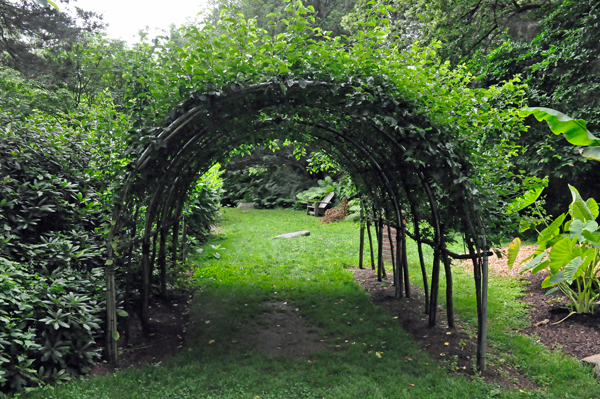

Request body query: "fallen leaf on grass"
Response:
[376, 352, 383, 358]
[208, 340, 215, 344]
[534, 319, 549, 326]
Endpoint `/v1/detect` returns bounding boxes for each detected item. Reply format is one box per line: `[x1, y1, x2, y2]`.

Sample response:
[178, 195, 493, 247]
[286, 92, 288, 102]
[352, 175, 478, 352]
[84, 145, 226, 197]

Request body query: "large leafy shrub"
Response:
[222, 165, 316, 209]
[0, 87, 125, 393]
[0, 112, 107, 274]
[0, 258, 103, 393]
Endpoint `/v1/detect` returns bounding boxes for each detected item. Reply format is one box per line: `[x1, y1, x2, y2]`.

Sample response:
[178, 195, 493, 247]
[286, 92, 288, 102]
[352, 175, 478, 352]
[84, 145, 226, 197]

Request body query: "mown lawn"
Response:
[24, 208, 599, 398]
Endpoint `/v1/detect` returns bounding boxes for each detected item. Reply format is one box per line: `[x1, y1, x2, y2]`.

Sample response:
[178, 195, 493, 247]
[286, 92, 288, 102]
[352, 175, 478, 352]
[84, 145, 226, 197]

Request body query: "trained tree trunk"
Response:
[159, 223, 168, 299]
[141, 236, 151, 329]
[386, 223, 398, 296]
[410, 201, 429, 313]
[366, 217, 376, 271]
[442, 252, 454, 328]
[401, 225, 410, 298]
[105, 265, 117, 363]
[359, 207, 365, 269]
[149, 226, 158, 287]
[377, 216, 384, 282]
[428, 248, 441, 327]
[124, 203, 139, 344]
[181, 217, 188, 265]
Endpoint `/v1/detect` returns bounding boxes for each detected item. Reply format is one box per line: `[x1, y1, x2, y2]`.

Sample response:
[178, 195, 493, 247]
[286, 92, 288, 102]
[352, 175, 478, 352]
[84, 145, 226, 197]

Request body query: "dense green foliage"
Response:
[2, 0, 599, 395]
[185, 164, 225, 243]
[471, 1, 600, 212]
[0, 68, 123, 394]
[206, 0, 357, 36]
[0, 2, 221, 392]
[0, 258, 103, 393]
[220, 145, 320, 209]
[347, 0, 600, 214]
[123, 0, 539, 246]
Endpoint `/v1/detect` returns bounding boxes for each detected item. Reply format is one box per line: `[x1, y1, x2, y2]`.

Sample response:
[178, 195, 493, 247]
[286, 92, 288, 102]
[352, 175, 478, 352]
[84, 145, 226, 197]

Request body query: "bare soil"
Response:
[462, 246, 600, 360]
[251, 301, 328, 358]
[352, 267, 537, 390]
[90, 291, 193, 375]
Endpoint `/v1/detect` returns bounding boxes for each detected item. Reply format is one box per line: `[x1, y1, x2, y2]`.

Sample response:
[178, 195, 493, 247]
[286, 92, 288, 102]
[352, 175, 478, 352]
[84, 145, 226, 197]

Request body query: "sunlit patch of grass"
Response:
[23, 209, 599, 399]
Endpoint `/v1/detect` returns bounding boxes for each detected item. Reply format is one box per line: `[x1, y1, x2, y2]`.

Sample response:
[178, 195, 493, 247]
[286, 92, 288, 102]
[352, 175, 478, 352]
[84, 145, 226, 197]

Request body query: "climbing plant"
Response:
[101, 1, 549, 376]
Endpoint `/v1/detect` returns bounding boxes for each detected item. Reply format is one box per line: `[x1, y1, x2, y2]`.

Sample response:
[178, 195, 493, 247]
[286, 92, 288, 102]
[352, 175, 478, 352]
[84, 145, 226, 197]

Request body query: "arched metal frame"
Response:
[106, 80, 490, 371]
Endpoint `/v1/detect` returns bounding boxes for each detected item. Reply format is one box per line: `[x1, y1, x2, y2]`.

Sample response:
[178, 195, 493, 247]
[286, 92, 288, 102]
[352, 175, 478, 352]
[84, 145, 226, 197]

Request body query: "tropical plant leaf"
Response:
[568, 185, 594, 222]
[549, 237, 573, 274]
[573, 249, 595, 281]
[541, 275, 552, 288]
[580, 146, 600, 162]
[548, 271, 565, 286]
[587, 198, 599, 219]
[563, 257, 584, 284]
[508, 186, 544, 214]
[537, 213, 566, 246]
[112, 331, 120, 341]
[522, 251, 548, 273]
[518, 107, 599, 146]
[582, 230, 600, 246]
[531, 260, 550, 275]
[544, 287, 560, 296]
[116, 309, 129, 317]
[507, 237, 521, 269]
[569, 220, 598, 241]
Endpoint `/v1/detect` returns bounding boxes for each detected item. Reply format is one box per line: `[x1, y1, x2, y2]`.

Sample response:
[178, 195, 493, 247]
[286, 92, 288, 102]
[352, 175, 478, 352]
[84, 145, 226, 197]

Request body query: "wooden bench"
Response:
[306, 191, 335, 217]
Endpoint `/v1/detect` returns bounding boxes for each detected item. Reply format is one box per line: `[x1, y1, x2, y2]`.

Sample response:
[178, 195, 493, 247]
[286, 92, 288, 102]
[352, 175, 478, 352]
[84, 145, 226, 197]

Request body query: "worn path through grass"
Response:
[24, 209, 599, 398]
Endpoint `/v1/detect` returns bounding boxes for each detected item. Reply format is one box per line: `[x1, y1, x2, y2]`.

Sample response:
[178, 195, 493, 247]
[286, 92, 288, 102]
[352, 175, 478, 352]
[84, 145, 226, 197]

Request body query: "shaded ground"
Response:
[91, 291, 193, 375]
[91, 295, 327, 377]
[352, 267, 537, 390]
[251, 301, 328, 358]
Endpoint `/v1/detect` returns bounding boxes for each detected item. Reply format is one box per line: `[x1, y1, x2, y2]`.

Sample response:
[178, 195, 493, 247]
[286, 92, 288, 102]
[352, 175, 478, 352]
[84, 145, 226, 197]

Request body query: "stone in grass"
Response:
[582, 354, 600, 377]
[272, 231, 310, 239]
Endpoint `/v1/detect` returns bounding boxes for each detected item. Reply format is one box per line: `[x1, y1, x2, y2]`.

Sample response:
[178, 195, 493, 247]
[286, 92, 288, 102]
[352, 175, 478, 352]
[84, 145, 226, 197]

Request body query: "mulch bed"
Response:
[521, 271, 600, 359]
[458, 246, 600, 361]
[352, 267, 537, 389]
[90, 291, 193, 375]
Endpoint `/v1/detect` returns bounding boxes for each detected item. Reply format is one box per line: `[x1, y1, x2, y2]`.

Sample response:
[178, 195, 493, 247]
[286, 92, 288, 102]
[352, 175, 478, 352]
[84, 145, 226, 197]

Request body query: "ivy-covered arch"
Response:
[105, 78, 492, 371]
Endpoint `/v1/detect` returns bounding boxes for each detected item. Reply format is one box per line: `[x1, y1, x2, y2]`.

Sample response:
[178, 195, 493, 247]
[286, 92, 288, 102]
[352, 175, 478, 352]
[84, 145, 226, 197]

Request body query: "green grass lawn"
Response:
[23, 209, 599, 398]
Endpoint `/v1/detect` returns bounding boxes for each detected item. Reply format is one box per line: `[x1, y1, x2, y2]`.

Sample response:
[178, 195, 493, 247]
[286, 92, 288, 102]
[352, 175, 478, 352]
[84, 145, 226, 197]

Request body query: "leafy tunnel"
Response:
[105, 78, 492, 371]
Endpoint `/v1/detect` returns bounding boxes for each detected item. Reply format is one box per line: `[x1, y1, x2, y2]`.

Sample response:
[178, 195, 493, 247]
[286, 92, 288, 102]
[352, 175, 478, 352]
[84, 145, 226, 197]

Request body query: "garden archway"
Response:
[105, 78, 491, 371]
